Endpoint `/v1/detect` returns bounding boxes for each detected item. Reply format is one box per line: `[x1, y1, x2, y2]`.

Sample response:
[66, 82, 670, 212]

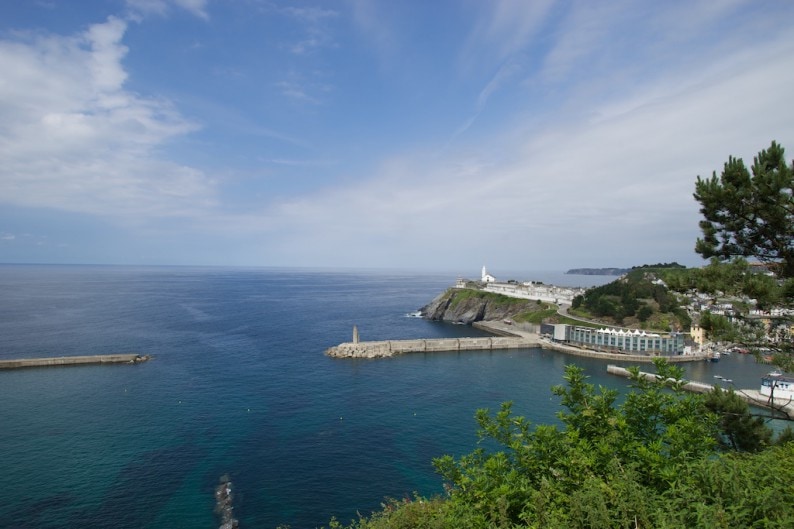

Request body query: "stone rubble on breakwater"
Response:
[215, 475, 239, 529]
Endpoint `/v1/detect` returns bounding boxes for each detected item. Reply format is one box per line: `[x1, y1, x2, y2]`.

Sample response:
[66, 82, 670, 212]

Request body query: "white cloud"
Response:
[0, 17, 215, 219]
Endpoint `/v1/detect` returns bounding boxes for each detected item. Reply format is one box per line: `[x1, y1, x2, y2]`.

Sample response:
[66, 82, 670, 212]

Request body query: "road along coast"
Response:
[326, 321, 707, 363]
[0, 354, 151, 370]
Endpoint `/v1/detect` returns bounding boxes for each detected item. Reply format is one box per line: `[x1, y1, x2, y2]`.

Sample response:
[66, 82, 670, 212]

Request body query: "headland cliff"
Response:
[420, 288, 546, 324]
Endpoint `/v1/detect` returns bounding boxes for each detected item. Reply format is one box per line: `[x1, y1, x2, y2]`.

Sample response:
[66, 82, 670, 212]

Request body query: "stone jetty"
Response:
[326, 335, 538, 358]
[0, 354, 151, 370]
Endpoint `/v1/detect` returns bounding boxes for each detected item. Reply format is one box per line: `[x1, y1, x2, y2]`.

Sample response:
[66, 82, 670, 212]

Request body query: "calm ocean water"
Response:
[0, 266, 775, 528]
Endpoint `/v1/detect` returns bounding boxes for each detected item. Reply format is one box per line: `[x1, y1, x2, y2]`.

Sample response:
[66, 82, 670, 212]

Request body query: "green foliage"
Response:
[324, 496, 454, 529]
[637, 304, 653, 322]
[432, 360, 723, 527]
[577, 270, 689, 329]
[571, 294, 583, 310]
[513, 308, 557, 324]
[698, 311, 736, 341]
[694, 140, 794, 279]
[632, 262, 686, 270]
[704, 386, 773, 452]
[447, 288, 528, 309]
[331, 360, 794, 529]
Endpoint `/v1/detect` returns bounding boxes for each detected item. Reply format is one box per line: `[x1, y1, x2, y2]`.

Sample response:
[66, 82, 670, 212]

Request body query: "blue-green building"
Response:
[553, 324, 684, 355]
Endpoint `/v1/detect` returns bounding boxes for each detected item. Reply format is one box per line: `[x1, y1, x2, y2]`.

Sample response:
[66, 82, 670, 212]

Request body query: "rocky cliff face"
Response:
[420, 289, 538, 325]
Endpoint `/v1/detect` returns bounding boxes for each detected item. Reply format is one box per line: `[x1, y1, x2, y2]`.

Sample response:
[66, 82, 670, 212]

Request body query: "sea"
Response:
[0, 265, 777, 528]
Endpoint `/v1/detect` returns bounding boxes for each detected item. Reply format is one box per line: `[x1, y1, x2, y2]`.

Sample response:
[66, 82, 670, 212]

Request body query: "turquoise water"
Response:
[0, 266, 774, 528]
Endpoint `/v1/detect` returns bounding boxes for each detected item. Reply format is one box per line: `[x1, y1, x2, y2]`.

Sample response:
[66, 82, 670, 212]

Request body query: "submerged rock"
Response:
[215, 474, 239, 528]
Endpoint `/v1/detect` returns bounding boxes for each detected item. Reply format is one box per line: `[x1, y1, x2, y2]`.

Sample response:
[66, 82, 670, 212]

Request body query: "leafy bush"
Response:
[328, 360, 794, 529]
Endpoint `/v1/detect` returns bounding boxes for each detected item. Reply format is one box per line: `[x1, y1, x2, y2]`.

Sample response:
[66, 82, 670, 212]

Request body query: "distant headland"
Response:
[567, 263, 686, 276]
[565, 267, 629, 276]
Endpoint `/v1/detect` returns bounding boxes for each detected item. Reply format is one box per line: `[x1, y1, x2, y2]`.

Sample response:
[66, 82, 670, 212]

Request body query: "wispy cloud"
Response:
[461, 0, 555, 71]
[275, 79, 322, 105]
[280, 5, 338, 55]
[264, 158, 337, 167]
[450, 58, 523, 141]
[125, 0, 209, 20]
[247, 30, 794, 269]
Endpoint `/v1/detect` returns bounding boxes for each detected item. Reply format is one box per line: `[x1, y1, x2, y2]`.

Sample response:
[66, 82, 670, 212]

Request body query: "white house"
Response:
[760, 372, 794, 400]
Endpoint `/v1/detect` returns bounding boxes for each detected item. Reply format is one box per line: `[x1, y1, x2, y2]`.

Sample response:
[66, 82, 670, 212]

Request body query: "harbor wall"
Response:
[0, 354, 150, 370]
[326, 336, 538, 358]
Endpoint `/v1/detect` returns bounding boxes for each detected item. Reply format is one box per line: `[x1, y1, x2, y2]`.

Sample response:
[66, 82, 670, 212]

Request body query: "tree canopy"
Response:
[694, 141, 794, 278]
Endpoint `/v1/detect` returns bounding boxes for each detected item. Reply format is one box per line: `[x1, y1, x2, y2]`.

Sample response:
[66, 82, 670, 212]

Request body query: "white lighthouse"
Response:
[481, 266, 496, 283]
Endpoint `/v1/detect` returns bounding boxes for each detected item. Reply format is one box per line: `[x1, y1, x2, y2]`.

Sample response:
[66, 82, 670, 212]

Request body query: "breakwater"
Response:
[0, 354, 150, 370]
[326, 335, 538, 358]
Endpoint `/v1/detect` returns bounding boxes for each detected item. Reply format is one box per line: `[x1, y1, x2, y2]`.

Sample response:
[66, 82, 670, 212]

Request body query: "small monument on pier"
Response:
[353, 325, 360, 344]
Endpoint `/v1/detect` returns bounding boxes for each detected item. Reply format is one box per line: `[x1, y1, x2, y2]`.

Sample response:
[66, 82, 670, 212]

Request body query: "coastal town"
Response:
[327, 264, 794, 418]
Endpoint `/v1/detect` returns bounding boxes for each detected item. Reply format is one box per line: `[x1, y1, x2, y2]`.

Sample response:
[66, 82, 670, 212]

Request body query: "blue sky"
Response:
[1, 0, 793, 274]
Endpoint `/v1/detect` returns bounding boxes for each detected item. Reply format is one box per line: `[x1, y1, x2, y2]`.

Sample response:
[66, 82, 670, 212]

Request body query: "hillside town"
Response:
[457, 266, 793, 360]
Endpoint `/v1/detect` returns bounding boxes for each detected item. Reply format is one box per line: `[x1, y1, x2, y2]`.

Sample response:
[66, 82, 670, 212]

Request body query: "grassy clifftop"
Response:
[421, 288, 555, 325]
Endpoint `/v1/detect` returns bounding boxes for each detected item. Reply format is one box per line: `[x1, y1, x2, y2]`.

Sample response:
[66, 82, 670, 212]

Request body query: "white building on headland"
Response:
[484, 280, 582, 304]
[458, 267, 583, 305]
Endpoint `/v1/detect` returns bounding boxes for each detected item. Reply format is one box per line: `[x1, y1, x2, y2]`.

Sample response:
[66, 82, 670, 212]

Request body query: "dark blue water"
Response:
[0, 266, 774, 528]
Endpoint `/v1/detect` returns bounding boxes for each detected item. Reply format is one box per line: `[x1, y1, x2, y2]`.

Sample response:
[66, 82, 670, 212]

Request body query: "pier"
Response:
[0, 354, 151, 370]
[606, 365, 794, 419]
[326, 335, 538, 358]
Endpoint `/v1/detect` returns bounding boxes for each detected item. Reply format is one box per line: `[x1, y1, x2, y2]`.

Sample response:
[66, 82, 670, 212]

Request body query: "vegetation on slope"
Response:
[316, 360, 793, 529]
[447, 288, 530, 310]
[423, 288, 559, 324]
[570, 267, 691, 330]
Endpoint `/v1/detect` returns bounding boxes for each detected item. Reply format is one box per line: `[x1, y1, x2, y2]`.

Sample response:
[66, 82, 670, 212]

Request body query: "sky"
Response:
[1, 0, 793, 274]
